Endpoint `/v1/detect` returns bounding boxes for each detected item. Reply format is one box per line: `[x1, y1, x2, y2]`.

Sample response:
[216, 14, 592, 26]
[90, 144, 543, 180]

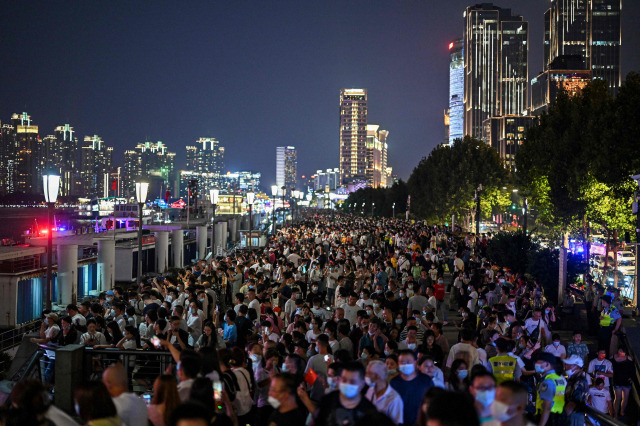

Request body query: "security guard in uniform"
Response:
[598, 295, 621, 355]
[489, 338, 518, 384]
[534, 352, 566, 426]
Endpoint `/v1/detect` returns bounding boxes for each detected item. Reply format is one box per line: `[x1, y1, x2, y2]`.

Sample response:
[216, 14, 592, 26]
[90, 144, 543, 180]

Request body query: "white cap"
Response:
[562, 354, 584, 368]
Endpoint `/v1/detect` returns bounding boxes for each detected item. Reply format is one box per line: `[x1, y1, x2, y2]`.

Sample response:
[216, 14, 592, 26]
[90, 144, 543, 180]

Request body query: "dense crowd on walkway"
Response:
[3, 214, 634, 426]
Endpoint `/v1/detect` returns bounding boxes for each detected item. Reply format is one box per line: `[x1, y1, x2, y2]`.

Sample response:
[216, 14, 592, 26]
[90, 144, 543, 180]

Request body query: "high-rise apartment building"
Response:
[543, 0, 621, 96]
[463, 5, 528, 139]
[185, 138, 225, 175]
[122, 141, 176, 197]
[42, 124, 79, 197]
[11, 113, 41, 194]
[0, 122, 15, 195]
[275, 146, 297, 192]
[339, 88, 368, 185]
[81, 135, 113, 198]
[448, 38, 464, 144]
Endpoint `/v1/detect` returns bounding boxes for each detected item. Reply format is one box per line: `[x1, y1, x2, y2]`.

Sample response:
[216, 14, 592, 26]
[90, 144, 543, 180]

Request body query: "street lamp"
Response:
[392, 202, 396, 219]
[247, 191, 255, 252]
[281, 186, 286, 229]
[43, 173, 60, 310]
[135, 181, 149, 289]
[292, 190, 299, 222]
[371, 202, 375, 217]
[475, 184, 483, 235]
[271, 185, 278, 235]
[298, 191, 304, 220]
[209, 188, 219, 257]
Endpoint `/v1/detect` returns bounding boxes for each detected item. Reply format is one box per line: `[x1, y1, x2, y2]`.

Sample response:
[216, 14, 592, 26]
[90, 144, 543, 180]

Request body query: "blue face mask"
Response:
[339, 383, 360, 398]
[535, 364, 546, 374]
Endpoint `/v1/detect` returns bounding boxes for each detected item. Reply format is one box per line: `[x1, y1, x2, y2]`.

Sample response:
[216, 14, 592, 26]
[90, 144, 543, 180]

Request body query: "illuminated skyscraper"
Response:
[448, 38, 464, 144]
[590, 0, 621, 95]
[122, 141, 176, 197]
[81, 135, 113, 198]
[365, 125, 384, 188]
[10, 112, 41, 194]
[544, 0, 591, 71]
[185, 138, 225, 175]
[463, 5, 528, 139]
[276, 146, 297, 192]
[42, 124, 79, 197]
[339, 88, 367, 185]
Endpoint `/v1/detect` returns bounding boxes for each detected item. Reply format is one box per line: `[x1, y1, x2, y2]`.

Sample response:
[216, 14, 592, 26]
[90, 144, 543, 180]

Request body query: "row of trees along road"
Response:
[341, 72, 640, 298]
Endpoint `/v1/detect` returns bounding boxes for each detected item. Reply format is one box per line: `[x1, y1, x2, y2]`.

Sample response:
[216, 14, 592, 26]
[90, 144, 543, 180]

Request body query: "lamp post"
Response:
[247, 191, 255, 252]
[271, 185, 278, 235]
[292, 190, 300, 222]
[298, 191, 304, 220]
[475, 184, 482, 235]
[392, 202, 395, 219]
[281, 186, 286, 229]
[209, 188, 219, 257]
[371, 202, 375, 217]
[43, 173, 60, 310]
[135, 181, 149, 288]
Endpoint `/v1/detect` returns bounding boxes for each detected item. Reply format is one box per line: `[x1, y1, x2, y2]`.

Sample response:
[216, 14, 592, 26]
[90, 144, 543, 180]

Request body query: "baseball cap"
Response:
[562, 354, 584, 368]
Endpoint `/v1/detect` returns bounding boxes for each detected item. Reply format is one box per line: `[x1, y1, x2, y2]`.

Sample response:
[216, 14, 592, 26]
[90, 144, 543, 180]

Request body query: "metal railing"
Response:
[0, 320, 42, 351]
[83, 348, 174, 392]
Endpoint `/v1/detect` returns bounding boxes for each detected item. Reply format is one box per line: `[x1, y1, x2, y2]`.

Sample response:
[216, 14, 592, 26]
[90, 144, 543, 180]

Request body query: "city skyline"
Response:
[1, 1, 639, 187]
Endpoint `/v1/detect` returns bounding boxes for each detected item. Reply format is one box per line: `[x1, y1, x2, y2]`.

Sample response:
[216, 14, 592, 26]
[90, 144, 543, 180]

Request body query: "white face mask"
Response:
[268, 395, 281, 409]
[491, 399, 516, 422]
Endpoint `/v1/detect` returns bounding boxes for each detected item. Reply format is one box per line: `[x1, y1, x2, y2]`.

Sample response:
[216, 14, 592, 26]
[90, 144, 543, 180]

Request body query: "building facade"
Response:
[531, 56, 592, 115]
[11, 113, 41, 194]
[185, 138, 225, 175]
[544, 0, 621, 96]
[448, 38, 464, 144]
[122, 141, 176, 198]
[463, 5, 528, 139]
[482, 115, 537, 171]
[314, 168, 340, 192]
[80, 135, 113, 198]
[275, 146, 297, 192]
[339, 88, 368, 185]
[41, 124, 79, 197]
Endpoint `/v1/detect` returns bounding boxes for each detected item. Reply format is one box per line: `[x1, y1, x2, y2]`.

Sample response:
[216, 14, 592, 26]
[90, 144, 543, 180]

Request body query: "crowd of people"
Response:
[5, 214, 636, 426]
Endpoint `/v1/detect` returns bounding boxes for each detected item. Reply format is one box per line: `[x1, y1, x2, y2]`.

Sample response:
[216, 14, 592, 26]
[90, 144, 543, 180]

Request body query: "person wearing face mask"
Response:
[313, 362, 378, 426]
[534, 352, 566, 426]
[365, 360, 404, 425]
[543, 333, 566, 359]
[488, 338, 518, 385]
[483, 381, 535, 426]
[469, 370, 497, 423]
[561, 355, 589, 424]
[255, 349, 281, 425]
[390, 350, 434, 426]
[266, 373, 308, 425]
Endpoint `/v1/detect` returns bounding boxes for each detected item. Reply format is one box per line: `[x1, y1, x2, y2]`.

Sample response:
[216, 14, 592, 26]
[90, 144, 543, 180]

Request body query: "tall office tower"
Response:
[11, 112, 41, 194]
[544, 0, 621, 96]
[339, 88, 368, 185]
[81, 135, 113, 198]
[275, 146, 297, 192]
[591, 0, 621, 95]
[544, 0, 591, 71]
[365, 125, 390, 188]
[185, 138, 225, 175]
[122, 141, 177, 197]
[448, 38, 464, 144]
[378, 129, 389, 188]
[463, 5, 528, 139]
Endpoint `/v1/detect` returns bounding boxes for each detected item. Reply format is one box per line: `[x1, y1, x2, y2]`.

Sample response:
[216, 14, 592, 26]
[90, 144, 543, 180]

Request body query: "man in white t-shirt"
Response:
[587, 349, 614, 388]
[523, 309, 550, 342]
[446, 329, 479, 368]
[341, 293, 360, 327]
[103, 365, 148, 426]
[588, 378, 612, 415]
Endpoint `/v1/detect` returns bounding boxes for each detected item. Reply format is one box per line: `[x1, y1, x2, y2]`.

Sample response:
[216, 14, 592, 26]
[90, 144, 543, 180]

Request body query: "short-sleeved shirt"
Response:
[267, 407, 308, 426]
[365, 384, 404, 425]
[588, 387, 611, 414]
[588, 359, 613, 388]
[390, 373, 433, 426]
[538, 371, 558, 402]
[567, 343, 589, 361]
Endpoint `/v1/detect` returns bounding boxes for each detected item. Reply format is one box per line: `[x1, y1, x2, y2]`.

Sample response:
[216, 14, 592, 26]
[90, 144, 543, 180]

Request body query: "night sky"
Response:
[2, 1, 639, 187]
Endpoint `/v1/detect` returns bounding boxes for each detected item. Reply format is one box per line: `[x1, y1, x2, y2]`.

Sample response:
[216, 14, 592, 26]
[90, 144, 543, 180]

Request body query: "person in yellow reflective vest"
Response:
[488, 338, 518, 385]
[534, 353, 566, 426]
[598, 295, 621, 356]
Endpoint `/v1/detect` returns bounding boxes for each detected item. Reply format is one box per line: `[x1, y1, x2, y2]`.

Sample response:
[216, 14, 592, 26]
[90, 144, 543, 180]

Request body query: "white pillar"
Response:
[228, 219, 237, 243]
[57, 244, 78, 305]
[214, 223, 223, 255]
[196, 226, 207, 260]
[172, 229, 184, 267]
[221, 221, 228, 250]
[155, 231, 169, 273]
[97, 239, 115, 293]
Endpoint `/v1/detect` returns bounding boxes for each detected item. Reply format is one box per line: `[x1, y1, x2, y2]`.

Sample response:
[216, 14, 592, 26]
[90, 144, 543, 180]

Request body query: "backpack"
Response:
[231, 368, 254, 416]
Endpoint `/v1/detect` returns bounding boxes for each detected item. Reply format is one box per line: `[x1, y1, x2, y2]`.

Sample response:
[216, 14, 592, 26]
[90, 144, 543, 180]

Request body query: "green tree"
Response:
[407, 136, 507, 222]
[486, 231, 538, 274]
